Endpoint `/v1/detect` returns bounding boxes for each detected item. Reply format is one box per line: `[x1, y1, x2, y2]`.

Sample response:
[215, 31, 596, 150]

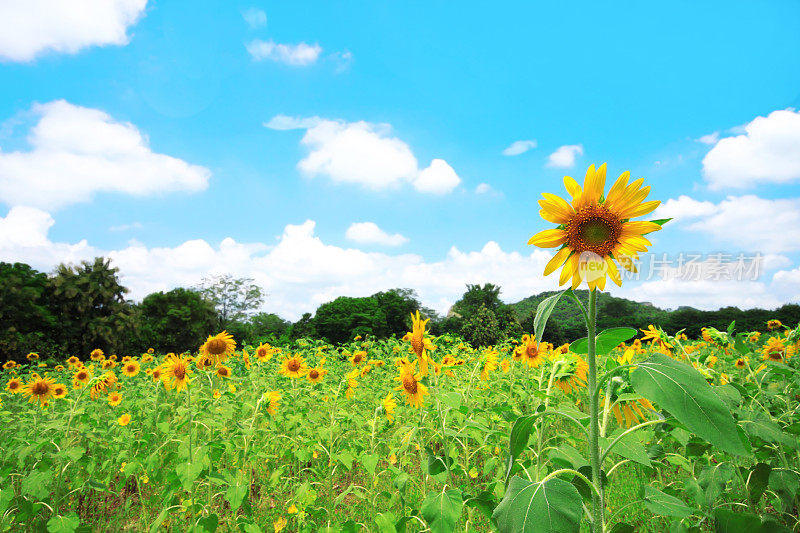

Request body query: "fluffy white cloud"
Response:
[0, 0, 146, 62]
[503, 139, 537, 156]
[345, 222, 408, 246]
[658, 194, 800, 253]
[702, 109, 800, 189]
[4, 207, 799, 317]
[413, 159, 460, 194]
[242, 8, 267, 28]
[0, 100, 210, 210]
[652, 195, 718, 223]
[546, 144, 583, 168]
[246, 39, 322, 66]
[271, 116, 461, 194]
[696, 132, 720, 145]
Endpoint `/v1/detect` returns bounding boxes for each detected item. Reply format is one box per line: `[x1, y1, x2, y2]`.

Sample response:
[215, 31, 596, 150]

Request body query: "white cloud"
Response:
[475, 183, 492, 194]
[503, 139, 537, 156]
[413, 159, 461, 194]
[0, 100, 210, 210]
[263, 115, 323, 131]
[546, 144, 583, 168]
[696, 131, 720, 145]
[0, 0, 146, 62]
[109, 222, 143, 232]
[242, 8, 267, 29]
[345, 222, 408, 246]
[652, 195, 718, 223]
[273, 116, 460, 194]
[246, 39, 322, 66]
[655, 194, 800, 253]
[702, 109, 800, 189]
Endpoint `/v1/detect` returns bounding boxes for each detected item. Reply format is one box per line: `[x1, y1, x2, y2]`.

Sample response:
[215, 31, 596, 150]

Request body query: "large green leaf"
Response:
[47, 513, 81, 533]
[421, 488, 463, 533]
[642, 486, 692, 518]
[630, 354, 749, 456]
[509, 415, 537, 459]
[492, 476, 582, 533]
[569, 327, 637, 356]
[534, 290, 566, 343]
[713, 509, 761, 532]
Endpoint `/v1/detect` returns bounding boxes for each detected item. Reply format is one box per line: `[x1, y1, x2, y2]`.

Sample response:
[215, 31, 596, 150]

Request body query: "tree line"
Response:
[2, 257, 799, 361]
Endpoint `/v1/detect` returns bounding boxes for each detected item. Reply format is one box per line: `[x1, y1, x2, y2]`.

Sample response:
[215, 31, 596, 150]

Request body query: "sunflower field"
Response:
[1, 317, 799, 532]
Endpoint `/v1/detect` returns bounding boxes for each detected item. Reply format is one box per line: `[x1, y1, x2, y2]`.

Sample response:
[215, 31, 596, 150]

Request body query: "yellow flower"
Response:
[393, 361, 429, 409]
[265, 391, 281, 415]
[287, 504, 298, 514]
[140, 474, 149, 484]
[26, 352, 40, 361]
[469, 467, 479, 479]
[121, 360, 140, 377]
[5, 378, 23, 393]
[273, 517, 287, 532]
[514, 335, 547, 368]
[349, 350, 367, 366]
[22, 375, 57, 406]
[529, 163, 662, 290]
[280, 354, 308, 378]
[402, 311, 436, 376]
[767, 319, 783, 331]
[52, 382, 68, 399]
[312, 450, 319, 459]
[307, 367, 327, 384]
[120, 462, 127, 472]
[66, 356, 80, 366]
[213, 389, 221, 399]
[735, 357, 747, 369]
[118, 413, 131, 426]
[108, 391, 122, 406]
[255, 343, 274, 362]
[388, 453, 397, 465]
[90, 348, 104, 361]
[383, 393, 397, 423]
[762, 337, 785, 362]
[500, 359, 511, 373]
[611, 398, 655, 428]
[3, 360, 17, 370]
[199, 331, 236, 365]
[215, 365, 233, 379]
[160, 354, 193, 393]
[228, 383, 236, 394]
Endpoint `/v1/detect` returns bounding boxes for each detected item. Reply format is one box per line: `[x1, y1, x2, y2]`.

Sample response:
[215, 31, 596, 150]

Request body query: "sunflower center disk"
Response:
[206, 339, 227, 355]
[288, 360, 300, 372]
[403, 376, 418, 394]
[565, 206, 622, 256]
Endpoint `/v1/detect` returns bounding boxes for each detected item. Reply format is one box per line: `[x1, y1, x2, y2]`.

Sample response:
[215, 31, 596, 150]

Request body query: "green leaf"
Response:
[225, 482, 248, 511]
[47, 513, 81, 533]
[197, 513, 219, 533]
[745, 463, 771, 504]
[642, 486, 693, 518]
[492, 476, 582, 533]
[630, 354, 749, 456]
[697, 463, 734, 505]
[374, 512, 397, 533]
[421, 488, 463, 533]
[534, 290, 566, 344]
[569, 327, 637, 356]
[713, 508, 761, 532]
[361, 454, 379, 476]
[768, 468, 800, 514]
[609, 525, 635, 533]
[439, 392, 462, 410]
[650, 218, 672, 227]
[509, 415, 537, 460]
[600, 430, 652, 467]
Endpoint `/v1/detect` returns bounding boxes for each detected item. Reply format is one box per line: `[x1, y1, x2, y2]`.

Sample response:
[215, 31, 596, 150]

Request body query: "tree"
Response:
[138, 288, 219, 353]
[248, 312, 291, 341]
[194, 275, 265, 329]
[372, 288, 430, 338]
[461, 304, 501, 347]
[47, 257, 136, 357]
[445, 283, 522, 344]
[0, 262, 57, 361]
[289, 313, 317, 340]
[314, 296, 387, 344]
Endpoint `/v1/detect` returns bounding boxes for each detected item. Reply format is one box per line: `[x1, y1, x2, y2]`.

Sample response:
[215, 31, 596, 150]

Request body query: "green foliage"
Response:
[0, 262, 57, 361]
[493, 476, 582, 532]
[193, 274, 265, 329]
[442, 283, 522, 346]
[47, 257, 136, 357]
[138, 288, 219, 353]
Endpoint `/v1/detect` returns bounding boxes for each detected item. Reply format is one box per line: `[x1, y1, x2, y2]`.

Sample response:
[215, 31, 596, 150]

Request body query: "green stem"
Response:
[186, 386, 196, 532]
[586, 289, 604, 533]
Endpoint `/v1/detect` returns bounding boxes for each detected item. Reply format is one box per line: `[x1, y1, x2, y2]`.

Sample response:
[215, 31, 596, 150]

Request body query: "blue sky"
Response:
[1, 0, 800, 318]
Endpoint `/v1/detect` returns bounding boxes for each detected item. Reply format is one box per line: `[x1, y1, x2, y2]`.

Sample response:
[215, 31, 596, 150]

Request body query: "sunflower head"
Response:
[529, 164, 664, 291]
[22, 375, 57, 405]
[121, 361, 140, 377]
[6, 378, 23, 393]
[200, 331, 237, 364]
[280, 354, 308, 378]
[215, 365, 232, 379]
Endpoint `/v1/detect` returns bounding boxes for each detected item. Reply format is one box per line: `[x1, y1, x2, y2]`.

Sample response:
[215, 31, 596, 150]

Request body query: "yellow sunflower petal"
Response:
[619, 200, 661, 219]
[563, 175, 582, 202]
[605, 171, 630, 207]
[544, 248, 571, 276]
[559, 254, 579, 286]
[606, 256, 622, 286]
[621, 221, 663, 236]
[528, 229, 567, 247]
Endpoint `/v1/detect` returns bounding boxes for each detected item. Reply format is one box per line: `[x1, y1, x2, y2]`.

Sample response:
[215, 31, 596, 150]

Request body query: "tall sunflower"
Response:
[200, 331, 236, 365]
[160, 354, 193, 393]
[402, 311, 436, 376]
[393, 361, 429, 409]
[280, 354, 308, 378]
[22, 375, 57, 406]
[529, 163, 663, 290]
[121, 360, 140, 377]
[255, 342, 273, 362]
[514, 335, 548, 368]
[307, 367, 328, 384]
[5, 377, 23, 393]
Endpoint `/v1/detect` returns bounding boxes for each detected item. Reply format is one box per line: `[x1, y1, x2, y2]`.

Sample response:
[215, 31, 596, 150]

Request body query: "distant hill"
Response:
[509, 290, 800, 343]
[511, 290, 668, 344]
